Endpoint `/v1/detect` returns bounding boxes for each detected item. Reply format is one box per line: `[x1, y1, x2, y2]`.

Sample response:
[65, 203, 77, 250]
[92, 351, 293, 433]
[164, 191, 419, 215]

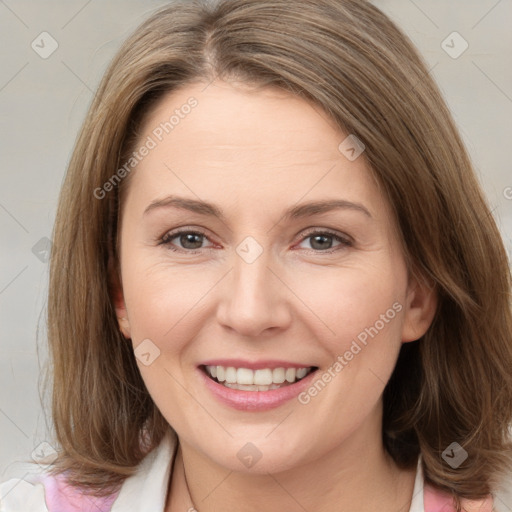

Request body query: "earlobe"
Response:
[114, 297, 132, 339]
[117, 315, 131, 339]
[109, 266, 131, 339]
[114, 294, 132, 339]
[401, 274, 438, 343]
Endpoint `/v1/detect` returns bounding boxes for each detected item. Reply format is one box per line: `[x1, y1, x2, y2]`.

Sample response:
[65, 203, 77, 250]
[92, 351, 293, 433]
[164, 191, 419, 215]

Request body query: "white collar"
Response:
[112, 430, 424, 512]
[111, 429, 178, 512]
[409, 455, 425, 512]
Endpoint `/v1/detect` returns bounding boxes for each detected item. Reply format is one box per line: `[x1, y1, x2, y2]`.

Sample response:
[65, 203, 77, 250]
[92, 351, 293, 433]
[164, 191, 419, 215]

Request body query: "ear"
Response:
[109, 264, 131, 339]
[401, 272, 437, 343]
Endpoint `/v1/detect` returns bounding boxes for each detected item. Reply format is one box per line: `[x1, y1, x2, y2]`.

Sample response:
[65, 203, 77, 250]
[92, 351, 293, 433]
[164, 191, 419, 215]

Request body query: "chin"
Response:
[195, 432, 316, 475]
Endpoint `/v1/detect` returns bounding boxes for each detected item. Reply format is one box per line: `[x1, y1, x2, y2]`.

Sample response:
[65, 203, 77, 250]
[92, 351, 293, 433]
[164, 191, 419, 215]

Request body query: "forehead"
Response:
[141, 80, 343, 154]
[124, 80, 384, 219]
[146, 80, 340, 136]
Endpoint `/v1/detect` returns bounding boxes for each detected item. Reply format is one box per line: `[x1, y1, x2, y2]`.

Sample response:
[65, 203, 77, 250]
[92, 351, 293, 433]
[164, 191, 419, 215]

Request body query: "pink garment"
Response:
[423, 483, 493, 512]
[39, 472, 120, 512]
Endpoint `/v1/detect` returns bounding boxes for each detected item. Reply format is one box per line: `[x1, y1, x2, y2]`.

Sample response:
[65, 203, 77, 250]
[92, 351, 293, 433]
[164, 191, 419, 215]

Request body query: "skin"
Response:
[113, 79, 437, 512]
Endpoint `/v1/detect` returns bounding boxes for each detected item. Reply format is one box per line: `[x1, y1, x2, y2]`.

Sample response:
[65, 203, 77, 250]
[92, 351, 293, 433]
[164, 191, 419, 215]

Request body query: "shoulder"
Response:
[0, 469, 119, 512]
[0, 473, 48, 511]
[0, 429, 177, 512]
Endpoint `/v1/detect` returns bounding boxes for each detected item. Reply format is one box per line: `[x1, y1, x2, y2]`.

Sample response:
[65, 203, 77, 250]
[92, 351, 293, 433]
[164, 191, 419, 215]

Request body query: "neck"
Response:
[166, 418, 417, 512]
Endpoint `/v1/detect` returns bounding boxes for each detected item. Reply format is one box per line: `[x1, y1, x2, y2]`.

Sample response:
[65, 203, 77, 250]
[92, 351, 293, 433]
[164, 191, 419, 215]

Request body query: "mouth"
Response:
[200, 364, 318, 392]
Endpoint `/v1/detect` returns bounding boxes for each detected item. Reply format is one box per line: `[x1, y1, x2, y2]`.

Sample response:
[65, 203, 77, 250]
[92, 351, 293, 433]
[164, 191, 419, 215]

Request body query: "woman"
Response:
[1, 0, 511, 510]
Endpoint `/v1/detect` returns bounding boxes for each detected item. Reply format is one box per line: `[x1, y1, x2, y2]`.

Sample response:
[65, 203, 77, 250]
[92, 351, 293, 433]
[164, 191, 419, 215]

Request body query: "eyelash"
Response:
[158, 228, 353, 254]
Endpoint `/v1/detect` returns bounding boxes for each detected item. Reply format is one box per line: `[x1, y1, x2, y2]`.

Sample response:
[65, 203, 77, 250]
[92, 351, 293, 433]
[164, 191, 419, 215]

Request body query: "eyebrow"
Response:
[143, 195, 372, 220]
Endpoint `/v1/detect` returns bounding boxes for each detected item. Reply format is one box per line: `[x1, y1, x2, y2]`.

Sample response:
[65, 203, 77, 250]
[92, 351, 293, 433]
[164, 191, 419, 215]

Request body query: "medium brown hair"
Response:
[44, 0, 512, 506]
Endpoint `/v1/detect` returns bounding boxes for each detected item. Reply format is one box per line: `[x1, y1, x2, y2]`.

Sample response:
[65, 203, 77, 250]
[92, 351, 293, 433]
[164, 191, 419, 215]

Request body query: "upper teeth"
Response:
[205, 366, 312, 386]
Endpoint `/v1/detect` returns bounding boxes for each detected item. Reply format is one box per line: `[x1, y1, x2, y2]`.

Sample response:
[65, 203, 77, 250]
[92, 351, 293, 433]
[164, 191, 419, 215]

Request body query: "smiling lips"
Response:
[197, 358, 319, 410]
[198, 362, 319, 411]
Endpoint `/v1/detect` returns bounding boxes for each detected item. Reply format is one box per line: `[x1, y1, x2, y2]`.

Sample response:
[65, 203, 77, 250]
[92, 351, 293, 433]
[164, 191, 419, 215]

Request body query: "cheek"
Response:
[291, 263, 406, 353]
[123, 258, 215, 341]
[122, 263, 213, 427]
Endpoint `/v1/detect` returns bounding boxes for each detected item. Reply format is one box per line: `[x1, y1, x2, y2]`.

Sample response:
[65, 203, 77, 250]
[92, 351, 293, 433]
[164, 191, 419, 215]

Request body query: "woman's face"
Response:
[114, 80, 435, 474]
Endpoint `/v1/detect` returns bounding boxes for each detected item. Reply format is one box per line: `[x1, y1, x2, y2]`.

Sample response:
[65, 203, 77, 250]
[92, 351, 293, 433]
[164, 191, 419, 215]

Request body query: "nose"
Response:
[215, 245, 293, 338]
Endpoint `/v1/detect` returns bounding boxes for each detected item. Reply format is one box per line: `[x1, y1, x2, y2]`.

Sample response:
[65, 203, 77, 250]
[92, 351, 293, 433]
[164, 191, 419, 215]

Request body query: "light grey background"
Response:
[1, 0, 511, 508]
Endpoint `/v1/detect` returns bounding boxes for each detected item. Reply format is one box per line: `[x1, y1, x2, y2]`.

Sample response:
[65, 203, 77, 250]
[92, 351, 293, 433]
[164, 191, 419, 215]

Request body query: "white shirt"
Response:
[1, 429, 425, 511]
